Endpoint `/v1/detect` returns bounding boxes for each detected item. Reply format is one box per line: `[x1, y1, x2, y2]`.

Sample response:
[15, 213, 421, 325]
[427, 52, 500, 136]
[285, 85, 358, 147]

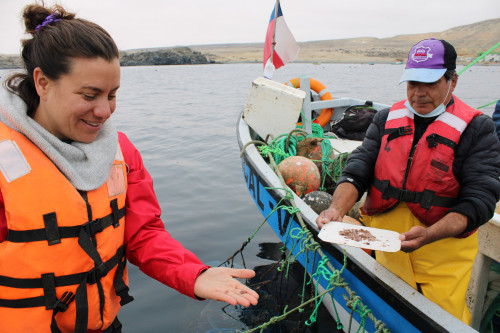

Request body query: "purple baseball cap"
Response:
[399, 38, 457, 84]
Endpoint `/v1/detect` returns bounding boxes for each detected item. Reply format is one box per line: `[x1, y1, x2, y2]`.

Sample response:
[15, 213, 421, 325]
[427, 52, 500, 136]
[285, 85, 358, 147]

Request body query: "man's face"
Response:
[406, 74, 457, 115]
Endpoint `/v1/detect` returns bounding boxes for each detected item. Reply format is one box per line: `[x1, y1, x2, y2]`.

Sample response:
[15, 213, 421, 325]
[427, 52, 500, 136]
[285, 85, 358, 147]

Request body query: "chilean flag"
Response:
[263, 2, 300, 78]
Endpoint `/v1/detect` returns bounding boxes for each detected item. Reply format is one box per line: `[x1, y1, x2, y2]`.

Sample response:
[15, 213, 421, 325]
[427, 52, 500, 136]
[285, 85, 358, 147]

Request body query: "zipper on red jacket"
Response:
[402, 143, 418, 190]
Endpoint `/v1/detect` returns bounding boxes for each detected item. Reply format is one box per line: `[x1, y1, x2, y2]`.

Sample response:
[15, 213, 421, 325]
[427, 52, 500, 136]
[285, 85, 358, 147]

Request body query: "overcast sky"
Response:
[1, 0, 499, 54]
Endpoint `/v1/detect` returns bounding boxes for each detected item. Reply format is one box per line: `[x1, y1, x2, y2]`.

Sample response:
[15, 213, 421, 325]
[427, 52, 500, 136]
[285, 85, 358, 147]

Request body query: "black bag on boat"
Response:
[331, 103, 377, 140]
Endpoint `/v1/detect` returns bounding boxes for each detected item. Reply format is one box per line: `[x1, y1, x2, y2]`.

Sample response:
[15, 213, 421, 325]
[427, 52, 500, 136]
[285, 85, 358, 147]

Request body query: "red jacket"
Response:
[0, 132, 209, 300]
[363, 98, 481, 227]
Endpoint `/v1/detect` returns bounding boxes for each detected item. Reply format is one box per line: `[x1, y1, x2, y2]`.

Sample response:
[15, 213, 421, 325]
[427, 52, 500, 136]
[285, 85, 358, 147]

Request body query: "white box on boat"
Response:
[243, 77, 306, 140]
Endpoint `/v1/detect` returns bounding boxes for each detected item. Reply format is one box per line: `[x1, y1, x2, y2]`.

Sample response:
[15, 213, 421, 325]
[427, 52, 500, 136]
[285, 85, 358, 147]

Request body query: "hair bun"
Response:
[22, 4, 74, 33]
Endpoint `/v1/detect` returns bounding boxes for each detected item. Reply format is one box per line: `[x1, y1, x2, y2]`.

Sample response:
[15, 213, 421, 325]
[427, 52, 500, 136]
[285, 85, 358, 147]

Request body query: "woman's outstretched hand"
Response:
[194, 267, 259, 307]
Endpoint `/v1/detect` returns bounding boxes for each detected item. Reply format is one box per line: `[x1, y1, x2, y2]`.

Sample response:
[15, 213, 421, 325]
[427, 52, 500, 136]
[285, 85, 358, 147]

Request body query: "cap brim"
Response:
[399, 68, 447, 84]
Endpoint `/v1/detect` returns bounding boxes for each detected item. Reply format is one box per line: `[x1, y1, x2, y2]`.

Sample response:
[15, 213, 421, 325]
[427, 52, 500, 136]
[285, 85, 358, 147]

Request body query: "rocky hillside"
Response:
[0, 47, 210, 69]
[1, 18, 498, 68]
[119, 47, 210, 66]
[0, 54, 23, 69]
[192, 18, 500, 64]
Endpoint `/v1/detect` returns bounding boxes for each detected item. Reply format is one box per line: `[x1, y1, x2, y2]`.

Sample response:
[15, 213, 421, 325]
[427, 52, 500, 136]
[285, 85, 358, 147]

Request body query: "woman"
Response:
[0, 4, 258, 333]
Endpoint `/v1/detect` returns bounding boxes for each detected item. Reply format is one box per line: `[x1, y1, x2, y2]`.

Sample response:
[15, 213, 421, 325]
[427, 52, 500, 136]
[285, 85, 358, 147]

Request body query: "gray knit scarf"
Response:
[0, 86, 117, 191]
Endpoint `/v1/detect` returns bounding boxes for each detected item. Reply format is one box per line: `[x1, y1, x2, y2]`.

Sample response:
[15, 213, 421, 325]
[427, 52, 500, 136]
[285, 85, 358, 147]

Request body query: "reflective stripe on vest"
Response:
[0, 122, 133, 333]
[386, 107, 414, 122]
[363, 96, 482, 226]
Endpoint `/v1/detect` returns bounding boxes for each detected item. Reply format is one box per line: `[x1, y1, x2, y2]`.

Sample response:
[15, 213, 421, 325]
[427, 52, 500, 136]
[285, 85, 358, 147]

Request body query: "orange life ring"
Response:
[284, 78, 333, 127]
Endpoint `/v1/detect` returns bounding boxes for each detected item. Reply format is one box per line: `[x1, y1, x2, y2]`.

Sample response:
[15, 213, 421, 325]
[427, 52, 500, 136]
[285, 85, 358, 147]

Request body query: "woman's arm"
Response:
[118, 132, 258, 306]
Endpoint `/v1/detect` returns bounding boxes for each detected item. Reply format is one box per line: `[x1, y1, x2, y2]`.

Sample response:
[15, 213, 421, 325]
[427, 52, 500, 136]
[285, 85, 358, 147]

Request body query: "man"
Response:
[492, 99, 500, 140]
[316, 38, 500, 324]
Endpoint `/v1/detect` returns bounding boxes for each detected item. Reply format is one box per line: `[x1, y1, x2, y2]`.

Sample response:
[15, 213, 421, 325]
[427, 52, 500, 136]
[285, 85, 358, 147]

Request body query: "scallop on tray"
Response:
[318, 222, 401, 252]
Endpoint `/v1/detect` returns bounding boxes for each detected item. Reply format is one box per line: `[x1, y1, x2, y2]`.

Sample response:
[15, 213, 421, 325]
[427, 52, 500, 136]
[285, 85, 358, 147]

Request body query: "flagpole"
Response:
[269, 0, 279, 66]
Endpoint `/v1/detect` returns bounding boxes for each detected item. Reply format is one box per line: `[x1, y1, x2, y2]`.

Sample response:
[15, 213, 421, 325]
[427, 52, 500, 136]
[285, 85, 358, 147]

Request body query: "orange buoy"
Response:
[278, 156, 320, 197]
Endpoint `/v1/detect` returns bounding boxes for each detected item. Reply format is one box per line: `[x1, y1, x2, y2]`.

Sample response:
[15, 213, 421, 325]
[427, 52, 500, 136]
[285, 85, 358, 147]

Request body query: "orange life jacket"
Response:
[0, 122, 133, 332]
[363, 97, 481, 229]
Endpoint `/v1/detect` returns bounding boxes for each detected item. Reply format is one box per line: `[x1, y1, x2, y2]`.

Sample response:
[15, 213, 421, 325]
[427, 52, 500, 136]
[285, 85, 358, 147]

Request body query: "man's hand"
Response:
[399, 212, 468, 252]
[316, 208, 344, 229]
[315, 182, 359, 229]
[399, 226, 428, 252]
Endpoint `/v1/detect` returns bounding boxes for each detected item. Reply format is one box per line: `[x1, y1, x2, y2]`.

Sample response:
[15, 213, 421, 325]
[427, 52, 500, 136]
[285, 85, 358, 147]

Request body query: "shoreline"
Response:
[1, 61, 499, 70]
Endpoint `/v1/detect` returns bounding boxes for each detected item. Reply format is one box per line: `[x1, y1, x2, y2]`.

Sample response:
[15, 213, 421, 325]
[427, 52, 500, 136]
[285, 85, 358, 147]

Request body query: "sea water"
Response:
[115, 63, 499, 332]
[1, 63, 498, 332]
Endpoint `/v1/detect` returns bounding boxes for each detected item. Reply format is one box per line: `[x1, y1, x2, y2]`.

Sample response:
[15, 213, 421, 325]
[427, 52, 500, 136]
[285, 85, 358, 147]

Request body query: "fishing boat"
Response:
[237, 76, 499, 332]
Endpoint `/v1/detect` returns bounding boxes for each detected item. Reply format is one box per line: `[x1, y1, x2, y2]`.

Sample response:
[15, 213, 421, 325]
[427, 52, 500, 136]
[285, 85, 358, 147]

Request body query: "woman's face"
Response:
[34, 57, 121, 143]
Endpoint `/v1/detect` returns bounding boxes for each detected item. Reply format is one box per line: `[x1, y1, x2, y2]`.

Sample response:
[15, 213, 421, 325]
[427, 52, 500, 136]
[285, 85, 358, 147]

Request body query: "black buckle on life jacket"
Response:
[87, 263, 107, 285]
[375, 178, 419, 203]
[50, 291, 76, 333]
[379, 180, 390, 200]
[397, 189, 417, 202]
[420, 189, 435, 210]
[81, 218, 104, 237]
[385, 126, 413, 141]
[426, 133, 457, 150]
[398, 125, 413, 136]
[53, 291, 75, 314]
[384, 126, 413, 152]
[427, 133, 438, 148]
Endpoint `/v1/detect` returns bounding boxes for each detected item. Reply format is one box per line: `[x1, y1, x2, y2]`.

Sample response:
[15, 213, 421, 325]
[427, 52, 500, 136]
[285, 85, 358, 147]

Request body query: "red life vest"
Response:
[0, 121, 133, 332]
[363, 96, 481, 227]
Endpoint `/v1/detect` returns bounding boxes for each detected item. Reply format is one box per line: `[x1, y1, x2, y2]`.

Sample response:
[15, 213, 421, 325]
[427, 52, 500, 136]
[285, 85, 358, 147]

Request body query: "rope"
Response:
[239, 140, 268, 158]
[239, 284, 339, 333]
[330, 152, 350, 183]
[262, 145, 389, 331]
[458, 41, 500, 76]
[219, 193, 292, 268]
[319, 139, 335, 190]
[311, 122, 325, 137]
[262, 133, 302, 165]
[453, 43, 500, 111]
[477, 100, 499, 110]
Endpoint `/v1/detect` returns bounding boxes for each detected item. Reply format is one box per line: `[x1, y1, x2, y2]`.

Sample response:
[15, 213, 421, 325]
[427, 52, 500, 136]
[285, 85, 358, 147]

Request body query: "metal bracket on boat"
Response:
[300, 78, 313, 133]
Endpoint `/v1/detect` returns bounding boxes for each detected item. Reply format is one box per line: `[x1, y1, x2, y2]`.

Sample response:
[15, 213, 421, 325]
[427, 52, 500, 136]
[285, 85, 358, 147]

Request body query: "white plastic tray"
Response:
[318, 222, 401, 252]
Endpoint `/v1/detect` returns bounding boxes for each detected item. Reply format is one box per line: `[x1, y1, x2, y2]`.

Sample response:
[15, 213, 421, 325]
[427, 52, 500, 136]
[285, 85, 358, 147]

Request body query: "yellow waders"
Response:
[361, 202, 478, 324]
